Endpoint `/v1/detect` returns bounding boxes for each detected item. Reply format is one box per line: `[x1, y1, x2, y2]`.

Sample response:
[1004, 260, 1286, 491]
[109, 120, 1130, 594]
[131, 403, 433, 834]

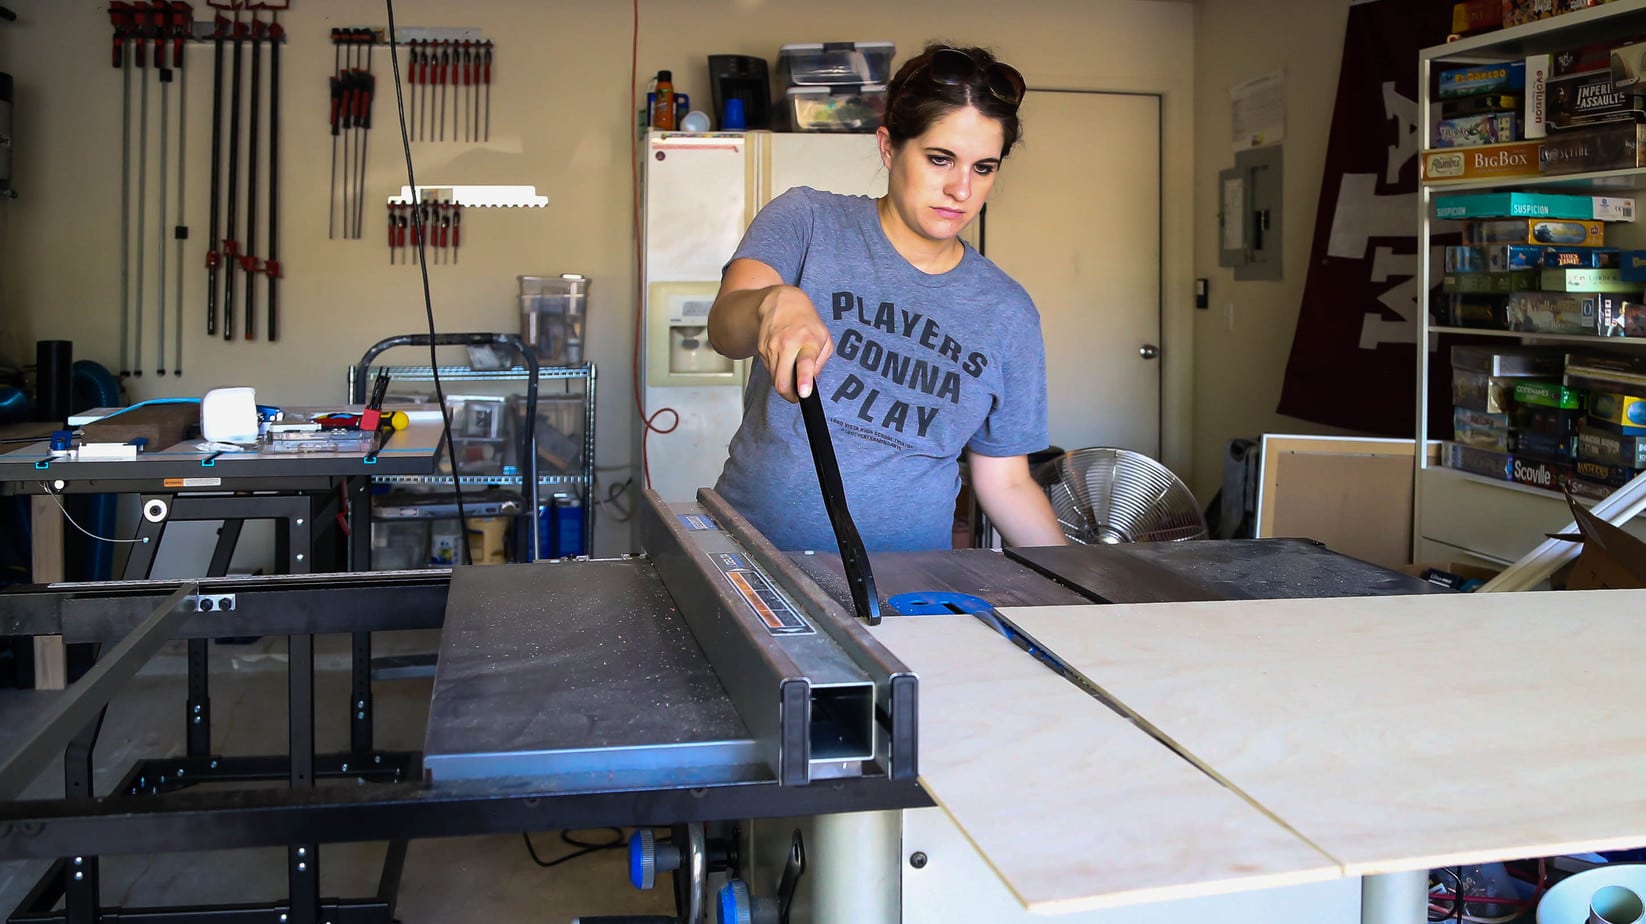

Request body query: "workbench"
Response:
[0, 408, 446, 690]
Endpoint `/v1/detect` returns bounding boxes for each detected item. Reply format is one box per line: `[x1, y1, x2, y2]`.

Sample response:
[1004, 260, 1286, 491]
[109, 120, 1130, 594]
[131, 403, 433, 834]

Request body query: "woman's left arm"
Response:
[966, 451, 1067, 547]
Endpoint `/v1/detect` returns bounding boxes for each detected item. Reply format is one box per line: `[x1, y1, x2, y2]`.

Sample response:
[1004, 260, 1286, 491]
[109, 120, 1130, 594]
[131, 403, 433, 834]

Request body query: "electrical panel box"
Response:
[1219, 146, 1284, 281]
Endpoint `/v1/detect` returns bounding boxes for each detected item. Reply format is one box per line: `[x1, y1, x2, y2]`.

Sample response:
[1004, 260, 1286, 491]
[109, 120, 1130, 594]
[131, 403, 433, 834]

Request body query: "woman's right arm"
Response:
[709, 258, 835, 402]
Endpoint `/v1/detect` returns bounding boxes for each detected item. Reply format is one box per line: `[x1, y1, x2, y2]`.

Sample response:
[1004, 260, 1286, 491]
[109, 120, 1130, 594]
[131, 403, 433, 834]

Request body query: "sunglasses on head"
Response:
[925, 47, 1026, 109]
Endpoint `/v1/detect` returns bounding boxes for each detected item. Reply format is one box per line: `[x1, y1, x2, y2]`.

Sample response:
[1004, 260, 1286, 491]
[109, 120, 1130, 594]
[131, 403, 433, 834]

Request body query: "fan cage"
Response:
[1046, 447, 1208, 544]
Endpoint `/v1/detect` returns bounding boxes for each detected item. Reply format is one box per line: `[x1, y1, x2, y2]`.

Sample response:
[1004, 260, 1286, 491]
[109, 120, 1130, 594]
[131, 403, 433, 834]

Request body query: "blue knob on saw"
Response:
[716, 879, 753, 924]
[628, 828, 656, 889]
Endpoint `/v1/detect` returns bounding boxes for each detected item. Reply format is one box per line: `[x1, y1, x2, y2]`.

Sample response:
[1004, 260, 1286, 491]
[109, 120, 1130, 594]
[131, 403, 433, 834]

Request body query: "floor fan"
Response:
[1045, 447, 1208, 544]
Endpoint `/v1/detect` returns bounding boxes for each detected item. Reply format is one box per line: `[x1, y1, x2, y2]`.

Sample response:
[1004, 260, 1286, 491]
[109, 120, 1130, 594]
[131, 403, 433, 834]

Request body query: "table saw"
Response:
[8, 487, 1639, 924]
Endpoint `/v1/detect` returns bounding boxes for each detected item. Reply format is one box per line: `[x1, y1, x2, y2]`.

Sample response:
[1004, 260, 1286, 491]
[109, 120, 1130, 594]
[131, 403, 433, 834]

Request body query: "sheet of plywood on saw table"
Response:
[870, 614, 1339, 914]
[1003, 589, 1646, 877]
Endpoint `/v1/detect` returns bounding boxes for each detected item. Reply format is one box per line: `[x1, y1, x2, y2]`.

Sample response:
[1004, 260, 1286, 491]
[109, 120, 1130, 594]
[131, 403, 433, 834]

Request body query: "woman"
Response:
[707, 43, 1065, 552]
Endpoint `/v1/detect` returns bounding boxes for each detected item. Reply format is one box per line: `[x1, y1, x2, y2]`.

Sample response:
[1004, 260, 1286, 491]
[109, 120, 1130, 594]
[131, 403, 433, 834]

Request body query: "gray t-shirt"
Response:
[713, 187, 1049, 552]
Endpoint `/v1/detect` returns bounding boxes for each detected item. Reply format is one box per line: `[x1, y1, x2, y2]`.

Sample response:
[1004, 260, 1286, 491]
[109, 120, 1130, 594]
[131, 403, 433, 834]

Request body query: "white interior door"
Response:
[982, 91, 1162, 457]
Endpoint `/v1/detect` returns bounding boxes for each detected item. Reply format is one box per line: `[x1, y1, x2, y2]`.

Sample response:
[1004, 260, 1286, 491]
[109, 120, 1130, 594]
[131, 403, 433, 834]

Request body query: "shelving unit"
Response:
[346, 360, 597, 564]
[1416, 3, 1646, 569]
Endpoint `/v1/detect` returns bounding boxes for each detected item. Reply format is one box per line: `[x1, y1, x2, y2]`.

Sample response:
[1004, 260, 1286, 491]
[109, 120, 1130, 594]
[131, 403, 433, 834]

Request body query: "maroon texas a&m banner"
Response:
[1275, 0, 1456, 435]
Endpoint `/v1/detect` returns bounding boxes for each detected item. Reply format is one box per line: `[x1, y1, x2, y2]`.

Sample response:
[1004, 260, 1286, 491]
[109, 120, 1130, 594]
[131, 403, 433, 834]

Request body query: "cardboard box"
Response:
[1548, 488, 1646, 590]
[79, 403, 197, 450]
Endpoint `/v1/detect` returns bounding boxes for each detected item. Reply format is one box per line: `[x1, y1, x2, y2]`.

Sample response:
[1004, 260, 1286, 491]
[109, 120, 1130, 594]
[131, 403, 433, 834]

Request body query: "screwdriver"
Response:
[452, 203, 462, 264]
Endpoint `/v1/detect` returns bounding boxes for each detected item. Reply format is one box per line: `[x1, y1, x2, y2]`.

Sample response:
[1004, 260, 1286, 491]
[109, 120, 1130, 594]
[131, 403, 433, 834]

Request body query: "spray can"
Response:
[650, 70, 676, 130]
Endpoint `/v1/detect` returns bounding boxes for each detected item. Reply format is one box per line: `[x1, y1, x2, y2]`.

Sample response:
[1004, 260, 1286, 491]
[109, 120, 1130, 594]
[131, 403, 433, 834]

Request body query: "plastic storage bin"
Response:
[519, 273, 589, 365]
[512, 393, 585, 477]
[786, 85, 886, 133]
[370, 519, 429, 571]
[777, 42, 894, 86]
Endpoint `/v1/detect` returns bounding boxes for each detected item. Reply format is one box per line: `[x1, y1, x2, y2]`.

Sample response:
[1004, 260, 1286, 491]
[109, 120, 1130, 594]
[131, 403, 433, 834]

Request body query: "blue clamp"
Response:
[49, 430, 73, 452]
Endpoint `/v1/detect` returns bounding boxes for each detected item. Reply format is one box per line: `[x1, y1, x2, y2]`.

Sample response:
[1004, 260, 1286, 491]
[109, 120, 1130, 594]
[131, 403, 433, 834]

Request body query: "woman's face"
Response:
[878, 106, 1007, 244]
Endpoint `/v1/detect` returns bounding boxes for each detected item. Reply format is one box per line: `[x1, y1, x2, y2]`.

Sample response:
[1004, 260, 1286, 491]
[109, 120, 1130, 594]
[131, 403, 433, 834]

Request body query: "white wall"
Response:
[0, 0, 1199, 554]
[1190, 0, 1367, 502]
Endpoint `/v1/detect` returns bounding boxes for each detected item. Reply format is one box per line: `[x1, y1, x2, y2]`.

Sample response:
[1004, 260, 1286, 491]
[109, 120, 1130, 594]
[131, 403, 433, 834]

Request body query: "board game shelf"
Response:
[1416, 4, 1646, 569]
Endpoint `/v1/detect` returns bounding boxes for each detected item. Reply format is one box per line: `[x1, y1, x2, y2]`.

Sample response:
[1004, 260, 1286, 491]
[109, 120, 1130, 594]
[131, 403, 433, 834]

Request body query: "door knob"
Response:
[1138, 344, 1160, 360]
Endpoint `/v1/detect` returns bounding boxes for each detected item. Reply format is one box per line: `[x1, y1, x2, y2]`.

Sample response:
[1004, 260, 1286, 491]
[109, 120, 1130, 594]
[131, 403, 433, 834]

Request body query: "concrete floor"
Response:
[0, 631, 677, 922]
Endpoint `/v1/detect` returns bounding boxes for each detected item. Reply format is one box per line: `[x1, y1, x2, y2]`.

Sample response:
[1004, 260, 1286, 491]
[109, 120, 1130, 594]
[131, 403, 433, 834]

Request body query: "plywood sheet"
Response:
[1004, 590, 1646, 876]
[1256, 435, 1416, 569]
[870, 615, 1339, 913]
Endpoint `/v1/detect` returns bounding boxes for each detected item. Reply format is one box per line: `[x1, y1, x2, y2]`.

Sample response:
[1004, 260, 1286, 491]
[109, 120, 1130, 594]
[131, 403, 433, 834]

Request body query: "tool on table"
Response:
[797, 371, 881, 625]
[360, 367, 390, 430]
[367, 408, 408, 461]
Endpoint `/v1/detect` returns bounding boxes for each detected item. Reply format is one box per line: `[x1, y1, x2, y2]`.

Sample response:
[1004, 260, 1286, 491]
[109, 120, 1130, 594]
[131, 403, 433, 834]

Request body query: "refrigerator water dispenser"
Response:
[648, 281, 742, 385]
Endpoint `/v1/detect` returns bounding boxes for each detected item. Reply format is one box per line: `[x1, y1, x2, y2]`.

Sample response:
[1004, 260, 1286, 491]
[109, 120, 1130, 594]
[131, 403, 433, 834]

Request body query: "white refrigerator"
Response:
[638, 130, 887, 503]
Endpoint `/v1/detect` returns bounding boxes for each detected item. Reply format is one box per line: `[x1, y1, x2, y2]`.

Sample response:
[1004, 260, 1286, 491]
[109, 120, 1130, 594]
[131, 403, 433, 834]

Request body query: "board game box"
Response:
[1599, 293, 1646, 337]
[1434, 191, 1633, 221]
[1452, 368, 1522, 413]
[1540, 268, 1645, 293]
[1514, 428, 1578, 461]
[1578, 423, 1646, 467]
[1466, 218, 1606, 245]
[1452, 343, 1564, 376]
[1540, 122, 1646, 175]
[1546, 70, 1646, 130]
[1435, 112, 1522, 147]
[1438, 61, 1525, 97]
[1421, 141, 1543, 183]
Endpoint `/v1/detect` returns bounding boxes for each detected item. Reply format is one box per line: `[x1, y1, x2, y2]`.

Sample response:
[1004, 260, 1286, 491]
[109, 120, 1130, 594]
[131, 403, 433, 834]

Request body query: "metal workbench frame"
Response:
[0, 570, 929, 923]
